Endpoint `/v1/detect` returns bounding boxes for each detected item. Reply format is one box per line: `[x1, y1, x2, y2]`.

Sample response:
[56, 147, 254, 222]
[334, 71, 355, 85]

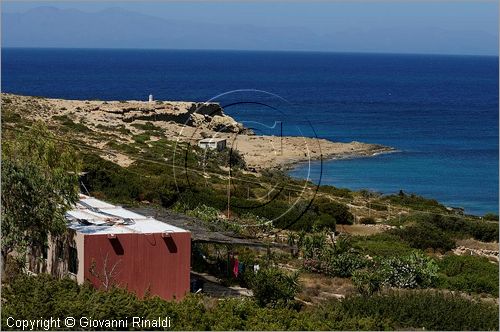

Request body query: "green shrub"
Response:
[326, 252, 368, 278]
[313, 213, 336, 231]
[133, 134, 150, 144]
[228, 148, 246, 170]
[352, 268, 384, 296]
[437, 254, 499, 296]
[468, 221, 498, 242]
[351, 233, 415, 257]
[96, 124, 131, 135]
[319, 185, 353, 199]
[334, 290, 498, 331]
[250, 267, 301, 307]
[393, 213, 498, 243]
[483, 213, 499, 221]
[314, 199, 353, 225]
[1, 110, 22, 124]
[360, 217, 376, 224]
[380, 252, 439, 289]
[391, 222, 456, 252]
[351, 252, 439, 294]
[131, 121, 161, 132]
[384, 191, 447, 212]
[2, 274, 498, 331]
[299, 232, 327, 260]
[53, 115, 91, 133]
[186, 204, 221, 223]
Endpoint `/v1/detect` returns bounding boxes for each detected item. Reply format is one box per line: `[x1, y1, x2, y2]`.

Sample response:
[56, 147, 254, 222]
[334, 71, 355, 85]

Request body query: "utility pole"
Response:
[280, 121, 283, 156]
[227, 171, 231, 219]
[368, 199, 371, 217]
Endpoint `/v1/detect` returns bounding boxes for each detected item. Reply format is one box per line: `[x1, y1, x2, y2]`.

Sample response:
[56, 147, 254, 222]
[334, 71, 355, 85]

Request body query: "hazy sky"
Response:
[2, 1, 498, 55]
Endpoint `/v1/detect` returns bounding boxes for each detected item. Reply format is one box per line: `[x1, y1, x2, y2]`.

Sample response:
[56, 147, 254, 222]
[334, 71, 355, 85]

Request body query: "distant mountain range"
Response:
[2, 6, 498, 55]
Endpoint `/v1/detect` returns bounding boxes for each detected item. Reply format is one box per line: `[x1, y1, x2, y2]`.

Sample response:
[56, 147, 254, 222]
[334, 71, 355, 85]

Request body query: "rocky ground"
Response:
[2, 93, 394, 170]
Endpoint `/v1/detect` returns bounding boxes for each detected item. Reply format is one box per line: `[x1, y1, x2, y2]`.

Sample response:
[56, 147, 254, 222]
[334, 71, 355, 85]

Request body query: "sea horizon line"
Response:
[2, 46, 498, 58]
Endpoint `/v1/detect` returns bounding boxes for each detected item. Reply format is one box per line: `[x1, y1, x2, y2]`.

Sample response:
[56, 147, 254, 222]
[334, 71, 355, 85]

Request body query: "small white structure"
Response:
[148, 94, 154, 103]
[198, 138, 226, 151]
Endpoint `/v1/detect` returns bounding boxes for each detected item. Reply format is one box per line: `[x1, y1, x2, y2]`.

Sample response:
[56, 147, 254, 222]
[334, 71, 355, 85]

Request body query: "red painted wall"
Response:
[83, 232, 191, 300]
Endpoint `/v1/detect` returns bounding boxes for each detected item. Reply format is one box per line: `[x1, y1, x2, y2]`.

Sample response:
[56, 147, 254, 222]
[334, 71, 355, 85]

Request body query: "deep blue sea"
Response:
[2, 48, 498, 215]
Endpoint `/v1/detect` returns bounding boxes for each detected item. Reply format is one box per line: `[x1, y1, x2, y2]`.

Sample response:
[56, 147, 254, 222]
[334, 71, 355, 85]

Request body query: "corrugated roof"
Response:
[66, 195, 189, 235]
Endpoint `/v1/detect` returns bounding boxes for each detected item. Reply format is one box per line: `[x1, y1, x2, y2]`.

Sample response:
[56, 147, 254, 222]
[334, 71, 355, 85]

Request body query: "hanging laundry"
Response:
[233, 257, 239, 278]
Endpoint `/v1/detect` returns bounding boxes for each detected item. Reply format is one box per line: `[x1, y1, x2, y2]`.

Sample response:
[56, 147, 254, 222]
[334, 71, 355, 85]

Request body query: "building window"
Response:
[68, 246, 78, 274]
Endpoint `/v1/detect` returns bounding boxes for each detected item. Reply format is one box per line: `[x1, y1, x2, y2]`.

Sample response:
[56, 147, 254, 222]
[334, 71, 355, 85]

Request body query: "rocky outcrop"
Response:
[1, 94, 244, 134]
[2, 93, 394, 170]
[101, 101, 241, 132]
[453, 246, 499, 262]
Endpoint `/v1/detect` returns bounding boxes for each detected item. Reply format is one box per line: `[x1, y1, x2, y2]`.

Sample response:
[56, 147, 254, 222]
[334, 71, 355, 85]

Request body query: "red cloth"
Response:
[233, 258, 239, 278]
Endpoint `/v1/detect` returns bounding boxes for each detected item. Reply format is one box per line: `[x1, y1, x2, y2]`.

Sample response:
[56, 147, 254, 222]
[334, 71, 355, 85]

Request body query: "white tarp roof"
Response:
[66, 195, 189, 235]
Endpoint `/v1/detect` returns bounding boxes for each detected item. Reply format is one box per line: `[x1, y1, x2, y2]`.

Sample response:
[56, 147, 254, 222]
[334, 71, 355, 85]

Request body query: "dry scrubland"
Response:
[1, 93, 499, 331]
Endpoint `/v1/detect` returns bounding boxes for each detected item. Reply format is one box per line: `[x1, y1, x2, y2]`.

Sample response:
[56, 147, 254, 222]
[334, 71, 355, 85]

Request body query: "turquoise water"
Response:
[2, 48, 498, 215]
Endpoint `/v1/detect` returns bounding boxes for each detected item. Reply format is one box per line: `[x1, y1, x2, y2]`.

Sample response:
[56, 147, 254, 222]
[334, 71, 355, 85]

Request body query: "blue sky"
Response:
[2, 1, 498, 55]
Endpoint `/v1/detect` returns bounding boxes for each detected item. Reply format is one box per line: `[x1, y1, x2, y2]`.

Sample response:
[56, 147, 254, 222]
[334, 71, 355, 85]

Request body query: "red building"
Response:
[33, 195, 191, 301]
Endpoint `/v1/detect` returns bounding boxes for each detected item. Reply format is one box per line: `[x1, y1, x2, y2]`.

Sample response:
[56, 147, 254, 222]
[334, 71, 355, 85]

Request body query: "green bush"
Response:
[2, 274, 498, 331]
[384, 191, 447, 212]
[393, 213, 498, 243]
[351, 252, 439, 294]
[299, 232, 327, 260]
[250, 267, 301, 307]
[333, 290, 498, 331]
[380, 252, 439, 289]
[352, 268, 384, 296]
[130, 121, 161, 132]
[326, 252, 368, 278]
[391, 222, 456, 252]
[318, 185, 353, 199]
[203, 147, 246, 171]
[468, 221, 498, 242]
[314, 199, 353, 225]
[313, 213, 336, 231]
[186, 204, 221, 223]
[483, 213, 499, 221]
[132, 134, 150, 144]
[360, 217, 376, 224]
[351, 233, 415, 257]
[437, 254, 499, 296]
[53, 115, 91, 133]
[424, 214, 498, 242]
[97, 124, 131, 135]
